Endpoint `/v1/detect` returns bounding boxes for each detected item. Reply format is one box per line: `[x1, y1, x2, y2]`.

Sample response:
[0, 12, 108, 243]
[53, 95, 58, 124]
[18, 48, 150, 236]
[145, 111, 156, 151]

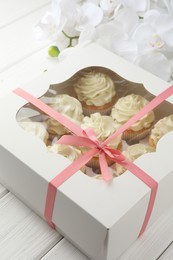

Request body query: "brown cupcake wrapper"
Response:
[86, 156, 114, 169]
[82, 95, 117, 116]
[122, 128, 152, 145]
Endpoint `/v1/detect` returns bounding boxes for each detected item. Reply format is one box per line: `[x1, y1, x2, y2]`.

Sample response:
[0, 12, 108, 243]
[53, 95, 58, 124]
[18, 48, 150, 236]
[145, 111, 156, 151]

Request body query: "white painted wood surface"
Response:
[159, 243, 173, 260]
[0, 4, 50, 73]
[0, 1, 173, 259]
[0, 0, 50, 29]
[41, 239, 89, 260]
[0, 193, 62, 259]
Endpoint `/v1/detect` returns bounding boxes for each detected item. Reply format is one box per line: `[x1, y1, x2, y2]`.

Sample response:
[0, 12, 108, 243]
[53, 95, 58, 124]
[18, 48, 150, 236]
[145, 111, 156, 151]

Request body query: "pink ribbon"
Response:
[13, 85, 173, 236]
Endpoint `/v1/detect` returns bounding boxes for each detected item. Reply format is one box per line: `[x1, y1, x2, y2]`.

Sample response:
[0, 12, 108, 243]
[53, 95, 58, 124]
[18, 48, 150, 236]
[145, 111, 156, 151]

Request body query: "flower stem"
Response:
[62, 30, 79, 47]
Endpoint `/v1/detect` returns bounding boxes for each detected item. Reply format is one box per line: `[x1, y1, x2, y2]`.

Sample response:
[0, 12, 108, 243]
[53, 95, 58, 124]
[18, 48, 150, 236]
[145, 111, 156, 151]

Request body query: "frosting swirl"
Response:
[46, 94, 84, 135]
[81, 112, 122, 148]
[47, 143, 82, 162]
[19, 120, 49, 144]
[150, 114, 173, 146]
[116, 144, 155, 175]
[74, 71, 116, 106]
[111, 94, 155, 131]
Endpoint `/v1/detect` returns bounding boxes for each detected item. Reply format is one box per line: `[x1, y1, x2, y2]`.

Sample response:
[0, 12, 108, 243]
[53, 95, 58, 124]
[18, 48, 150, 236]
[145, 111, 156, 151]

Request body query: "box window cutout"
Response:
[16, 66, 173, 179]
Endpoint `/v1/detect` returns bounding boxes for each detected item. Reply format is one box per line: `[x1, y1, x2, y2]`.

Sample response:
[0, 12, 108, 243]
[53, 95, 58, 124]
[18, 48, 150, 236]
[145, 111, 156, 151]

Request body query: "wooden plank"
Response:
[0, 193, 62, 259]
[0, 5, 50, 73]
[0, 0, 50, 29]
[0, 184, 8, 199]
[41, 239, 89, 260]
[119, 204, 173, 260]
[41, 203, 173, 260]
[159, 242, 173, 260]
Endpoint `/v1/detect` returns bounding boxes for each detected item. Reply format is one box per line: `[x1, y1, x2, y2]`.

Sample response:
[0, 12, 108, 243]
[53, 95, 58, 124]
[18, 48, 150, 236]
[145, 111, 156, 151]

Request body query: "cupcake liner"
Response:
[122, 127, 152, 145]
[82, 95, 117, 116]
[86, 155, 114, 169]
[83, 106, 113, 116]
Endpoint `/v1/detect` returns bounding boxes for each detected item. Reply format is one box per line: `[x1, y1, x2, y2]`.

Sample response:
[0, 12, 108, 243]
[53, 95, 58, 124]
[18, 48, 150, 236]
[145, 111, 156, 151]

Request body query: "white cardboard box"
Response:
[0, 43, 173, 260]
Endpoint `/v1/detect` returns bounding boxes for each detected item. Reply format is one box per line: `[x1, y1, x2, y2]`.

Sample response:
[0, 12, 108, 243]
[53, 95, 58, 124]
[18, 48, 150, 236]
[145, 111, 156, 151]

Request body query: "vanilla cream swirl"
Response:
[150, 114, 173, 145]
[116, 144, 155, 175]
[19, 120, 49, 143]
[111, 94, 155, 131]
[48, 144, 82, 161]
[46, 94, 84, 135]
[74, 71, 116, 106]
[81, 113, 122, 148]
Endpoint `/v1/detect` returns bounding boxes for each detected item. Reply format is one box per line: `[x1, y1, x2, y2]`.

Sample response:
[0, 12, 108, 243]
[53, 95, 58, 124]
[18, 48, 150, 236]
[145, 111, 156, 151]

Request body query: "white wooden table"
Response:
[0, 1, 173, 259]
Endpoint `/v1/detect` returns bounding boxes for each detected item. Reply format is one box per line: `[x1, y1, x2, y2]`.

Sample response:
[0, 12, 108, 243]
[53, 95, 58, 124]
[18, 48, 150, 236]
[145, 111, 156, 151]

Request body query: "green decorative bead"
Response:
[48, 46, 60, 57]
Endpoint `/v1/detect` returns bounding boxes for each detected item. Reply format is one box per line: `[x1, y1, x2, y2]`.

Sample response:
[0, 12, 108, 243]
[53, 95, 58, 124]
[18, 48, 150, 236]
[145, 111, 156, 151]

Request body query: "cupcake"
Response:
[149, 114, 173, 148]
[46, 94, 84, 137]
[111, 94, 155, 144]
[74, 71, 117, 115]
[47, 143, 82, 161]
[81, 112, 122, 168]
[19, 119, 49, 145]
[114, 143, 155, 176]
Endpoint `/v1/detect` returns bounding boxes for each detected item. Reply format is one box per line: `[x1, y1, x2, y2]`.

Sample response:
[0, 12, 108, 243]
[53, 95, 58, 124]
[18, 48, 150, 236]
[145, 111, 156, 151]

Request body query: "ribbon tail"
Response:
[44, 147, 99, 228]
[122, 159, 158, 236]
[99, 152, 112, 182]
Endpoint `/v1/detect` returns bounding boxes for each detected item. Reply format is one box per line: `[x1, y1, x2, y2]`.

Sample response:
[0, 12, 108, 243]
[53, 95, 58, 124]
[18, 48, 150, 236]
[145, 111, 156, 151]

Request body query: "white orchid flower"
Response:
[130, 10, 173, 80]
[34, 12, 62, 43]
[34, 0, 173, 81]
[79, 8, 139, 62]
[132, 10, 173, 55]
[75, 2, 103, 31]
[52, 0, 103, 33]
[52, 0, 80, 36]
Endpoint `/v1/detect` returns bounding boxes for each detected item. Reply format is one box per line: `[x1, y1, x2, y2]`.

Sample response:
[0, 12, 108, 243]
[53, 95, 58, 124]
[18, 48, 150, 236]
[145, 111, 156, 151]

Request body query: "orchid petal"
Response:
[80, 2, 103, 27]
[100, 0, 120, 16]
[161, 28, 173, 47]
[136, 52, 172, 81]
[144, 10, 160, 24]
[34, 12, 59, 42]
[114, 8, 139, 34]
[78, 25, 96, 44]
[51, 0, 62, 27]
[154, 14, 173, 34]
[112, 33, 138, 62]
[94, 23, 123, 51]
[122, 0, 150, 13]
[132, 23, 155, 54]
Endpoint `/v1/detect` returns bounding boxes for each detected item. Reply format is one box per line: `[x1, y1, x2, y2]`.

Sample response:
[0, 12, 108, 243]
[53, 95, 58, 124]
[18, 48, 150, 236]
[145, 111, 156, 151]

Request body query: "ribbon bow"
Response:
[57, 127, 127, 181]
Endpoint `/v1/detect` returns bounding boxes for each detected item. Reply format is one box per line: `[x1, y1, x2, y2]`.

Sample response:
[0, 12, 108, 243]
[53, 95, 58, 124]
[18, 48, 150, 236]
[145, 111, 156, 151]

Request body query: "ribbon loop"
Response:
[83, 128, 99, 144]
[57, 135, 96, 148]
